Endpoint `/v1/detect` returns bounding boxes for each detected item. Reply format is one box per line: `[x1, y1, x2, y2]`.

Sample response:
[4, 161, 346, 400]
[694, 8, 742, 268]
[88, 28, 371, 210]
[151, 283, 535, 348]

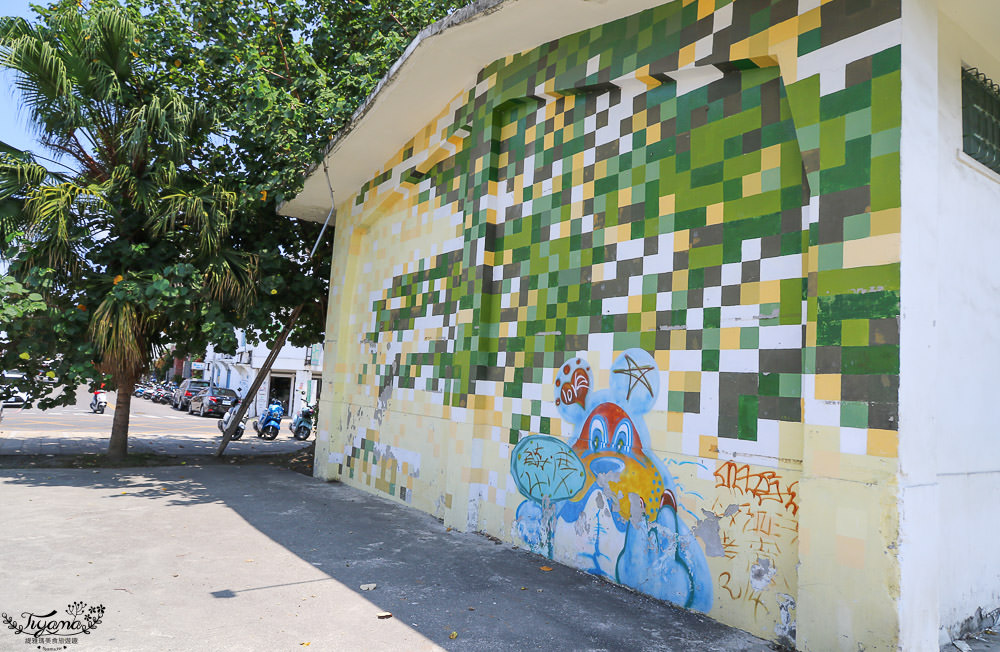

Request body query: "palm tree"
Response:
[0, 5, 255, 459]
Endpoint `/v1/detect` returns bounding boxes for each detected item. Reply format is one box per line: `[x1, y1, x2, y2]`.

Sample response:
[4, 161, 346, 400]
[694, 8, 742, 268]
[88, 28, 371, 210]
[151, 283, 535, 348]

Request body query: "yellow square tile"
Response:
[814, 374, 841, 401]
[870, 208, 901, 236]
[654, 349, 671, 369]
[842, 233, 900, 268]
[659, 194, 675, 215]
[720, 327, 741, 349]
[743, 172, 762, 196]
[674, 230, 689, 252]
[759, 279, 781, 303]
[741, 282, 761, 304]
[673, 269, 689, 290]
[646, 122, 661, 144]
[632, 108, 647, 131]
[835, 534, 866, 569]
[668, 411, 684, 432]
[669, 371, 686, 391]
[729, 38, 751, 61]
[798, 6, 821, 32]
[867, 429, 898, 458]
[628, 294, 642, 313]
[685, 371, 701, 391]
[620, 187, 632, 205]
[761, 144, 782, 170]
[641, 311, 656, 331]
[678, 43, 696, 68]
[670, 329, 686, 349]
[706, 202, 724, 225]
[767, 17, 798, 46]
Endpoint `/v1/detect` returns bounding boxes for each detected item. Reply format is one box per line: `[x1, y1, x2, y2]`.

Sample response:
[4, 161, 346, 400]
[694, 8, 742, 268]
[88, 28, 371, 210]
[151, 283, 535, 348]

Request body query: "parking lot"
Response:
[0, 385, 312, 457]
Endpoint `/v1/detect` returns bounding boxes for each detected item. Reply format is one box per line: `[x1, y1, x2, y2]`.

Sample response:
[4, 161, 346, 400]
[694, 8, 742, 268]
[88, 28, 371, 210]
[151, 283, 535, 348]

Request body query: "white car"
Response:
[1, 371, 30, 407]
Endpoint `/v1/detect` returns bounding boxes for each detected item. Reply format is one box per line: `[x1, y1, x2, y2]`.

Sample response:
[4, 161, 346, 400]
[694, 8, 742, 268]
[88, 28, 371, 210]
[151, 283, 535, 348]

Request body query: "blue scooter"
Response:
[253, 398, 284, 440]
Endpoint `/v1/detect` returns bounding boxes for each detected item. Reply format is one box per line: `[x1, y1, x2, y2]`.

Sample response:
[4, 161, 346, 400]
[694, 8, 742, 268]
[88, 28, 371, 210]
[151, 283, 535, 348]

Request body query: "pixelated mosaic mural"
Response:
[325, 0, 902, 638]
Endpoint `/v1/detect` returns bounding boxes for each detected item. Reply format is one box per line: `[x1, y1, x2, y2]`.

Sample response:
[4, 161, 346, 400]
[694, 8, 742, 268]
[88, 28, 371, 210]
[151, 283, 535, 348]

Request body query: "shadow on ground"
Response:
[0, 461, 774, 651]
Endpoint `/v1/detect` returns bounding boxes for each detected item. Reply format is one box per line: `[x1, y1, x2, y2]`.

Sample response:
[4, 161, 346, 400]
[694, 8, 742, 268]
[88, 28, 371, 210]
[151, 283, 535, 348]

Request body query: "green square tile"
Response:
[843, 213, 871, 241]
[840, 401, 869, 428]
[778, 373, 801, 398]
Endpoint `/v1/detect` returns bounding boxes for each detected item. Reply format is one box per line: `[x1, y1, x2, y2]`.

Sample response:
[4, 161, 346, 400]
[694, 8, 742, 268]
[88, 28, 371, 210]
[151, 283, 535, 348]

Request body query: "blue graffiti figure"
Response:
[510, 349, 712, 612]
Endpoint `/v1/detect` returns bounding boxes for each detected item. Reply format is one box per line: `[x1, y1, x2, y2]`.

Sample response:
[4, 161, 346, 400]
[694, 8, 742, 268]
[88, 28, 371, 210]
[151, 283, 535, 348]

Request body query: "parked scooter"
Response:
[90, 388, 108, 414]
[289, 400, 317, 441]
[252, 398, 284, 440]
[217, 401, 247, 440]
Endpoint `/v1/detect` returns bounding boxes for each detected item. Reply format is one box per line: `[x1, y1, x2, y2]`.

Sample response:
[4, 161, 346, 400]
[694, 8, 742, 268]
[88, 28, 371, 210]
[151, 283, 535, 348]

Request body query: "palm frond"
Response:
[89, 296, 149, 377]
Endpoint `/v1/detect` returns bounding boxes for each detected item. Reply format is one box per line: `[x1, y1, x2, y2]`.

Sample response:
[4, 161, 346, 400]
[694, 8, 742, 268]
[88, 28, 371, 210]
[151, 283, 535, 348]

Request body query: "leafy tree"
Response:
[0, 5, 254, 458]
[0, 0, 466, 457]
[125, 0, 468, 345]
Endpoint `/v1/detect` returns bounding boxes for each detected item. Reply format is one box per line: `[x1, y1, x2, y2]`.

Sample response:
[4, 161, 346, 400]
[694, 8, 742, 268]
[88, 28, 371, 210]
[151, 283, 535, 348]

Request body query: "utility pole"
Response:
[216, 304, 304, 456]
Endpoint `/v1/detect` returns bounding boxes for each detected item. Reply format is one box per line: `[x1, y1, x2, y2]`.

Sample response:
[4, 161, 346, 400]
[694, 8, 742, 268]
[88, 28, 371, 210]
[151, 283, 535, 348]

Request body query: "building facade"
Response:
[282, 0, 1000, 648]
[204, 332, 323, 417]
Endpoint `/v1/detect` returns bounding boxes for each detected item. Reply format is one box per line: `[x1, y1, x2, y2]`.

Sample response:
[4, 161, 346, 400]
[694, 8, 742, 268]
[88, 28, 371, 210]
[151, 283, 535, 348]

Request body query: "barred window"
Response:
[962, 67, 1000, 174]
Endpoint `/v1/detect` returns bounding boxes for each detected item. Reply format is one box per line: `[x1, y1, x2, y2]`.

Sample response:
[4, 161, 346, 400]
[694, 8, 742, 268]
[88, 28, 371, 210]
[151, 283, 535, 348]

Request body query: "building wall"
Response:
[206, 336, 323, 417]
[317, 0, 903, 647]
[923, 8, 1000, 643]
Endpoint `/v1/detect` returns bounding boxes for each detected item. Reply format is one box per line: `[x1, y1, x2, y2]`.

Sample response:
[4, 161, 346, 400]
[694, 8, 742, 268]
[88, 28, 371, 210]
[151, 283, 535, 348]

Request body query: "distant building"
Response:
[204, 330, 323, 417]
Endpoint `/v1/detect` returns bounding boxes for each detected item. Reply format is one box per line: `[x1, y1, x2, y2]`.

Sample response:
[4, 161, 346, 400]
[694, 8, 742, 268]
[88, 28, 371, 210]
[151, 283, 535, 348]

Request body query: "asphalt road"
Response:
[3, 385, 222, 434]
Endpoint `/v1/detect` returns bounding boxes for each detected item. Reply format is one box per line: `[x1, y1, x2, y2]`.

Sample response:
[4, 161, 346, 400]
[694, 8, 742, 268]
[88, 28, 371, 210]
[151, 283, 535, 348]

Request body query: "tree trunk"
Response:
[107, 375, 136, 461]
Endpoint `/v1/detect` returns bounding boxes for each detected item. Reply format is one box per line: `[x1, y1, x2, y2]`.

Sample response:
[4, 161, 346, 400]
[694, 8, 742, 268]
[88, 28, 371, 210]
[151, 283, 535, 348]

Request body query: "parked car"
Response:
[188, 387, 239, 417]
[172, 378, 210, 410]
[1, 371, 30, 407]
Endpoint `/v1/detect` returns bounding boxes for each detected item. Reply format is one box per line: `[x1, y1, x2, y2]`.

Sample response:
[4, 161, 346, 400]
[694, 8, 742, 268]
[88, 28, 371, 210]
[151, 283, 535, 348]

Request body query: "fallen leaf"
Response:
[540, 566, 553, 571]
[467, 607, 475, 611]
[376, 612, 393, 620]
[953, 642, 972, 652]
[360, 583, 376, 591]
[449, 632, 458, 640]
[520, 587, 526, 591]
[300, 643, 310, 647]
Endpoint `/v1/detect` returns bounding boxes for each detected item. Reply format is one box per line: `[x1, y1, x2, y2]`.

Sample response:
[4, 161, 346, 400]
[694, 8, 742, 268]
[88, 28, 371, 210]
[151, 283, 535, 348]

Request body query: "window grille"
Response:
[962, 67, 1000, 174]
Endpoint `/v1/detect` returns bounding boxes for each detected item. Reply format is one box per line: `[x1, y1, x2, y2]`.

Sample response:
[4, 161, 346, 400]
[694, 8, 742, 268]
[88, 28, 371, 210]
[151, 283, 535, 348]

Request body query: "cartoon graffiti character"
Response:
[511, 349, 712, 612]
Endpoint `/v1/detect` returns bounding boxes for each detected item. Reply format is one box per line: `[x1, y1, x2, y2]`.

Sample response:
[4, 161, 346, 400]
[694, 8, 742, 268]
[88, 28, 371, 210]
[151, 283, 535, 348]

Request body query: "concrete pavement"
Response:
[0, 465, 773, 652]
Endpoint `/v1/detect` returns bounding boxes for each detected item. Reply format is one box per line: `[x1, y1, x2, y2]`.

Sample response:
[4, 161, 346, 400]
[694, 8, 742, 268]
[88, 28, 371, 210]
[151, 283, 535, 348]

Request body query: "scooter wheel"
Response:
[231, 428, 244, 441]
[294, 425, 311, 441]
[262, 425, 278, 441]
[96, 407, 104, 414]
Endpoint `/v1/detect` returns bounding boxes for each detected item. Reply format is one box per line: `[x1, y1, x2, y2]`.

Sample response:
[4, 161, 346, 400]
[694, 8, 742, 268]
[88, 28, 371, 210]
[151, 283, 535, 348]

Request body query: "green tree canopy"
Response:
[0, 0, 466, 457]
[0, 4, 255, 457]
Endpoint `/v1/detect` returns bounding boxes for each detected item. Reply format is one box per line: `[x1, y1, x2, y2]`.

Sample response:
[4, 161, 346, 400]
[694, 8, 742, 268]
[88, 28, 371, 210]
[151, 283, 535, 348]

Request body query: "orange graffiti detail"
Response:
[558, 366, 590, 408]
[719, 572, 742, 600]
[714, 461, 799, 515]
